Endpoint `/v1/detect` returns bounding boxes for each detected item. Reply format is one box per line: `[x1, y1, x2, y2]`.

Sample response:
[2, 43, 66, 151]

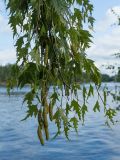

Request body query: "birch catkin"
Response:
[49, 102, 53, 121]
[37, 125, 44, 145]
[43, 107, 49, 140]
[44, 45, 48, 65]
[38, 110, 43, 129]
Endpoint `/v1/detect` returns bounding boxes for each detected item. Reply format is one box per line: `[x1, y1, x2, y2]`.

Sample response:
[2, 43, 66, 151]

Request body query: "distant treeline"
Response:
[101, 73, 120, 82]
[0, 64, 120, 85]
[0, 64, 13, 85]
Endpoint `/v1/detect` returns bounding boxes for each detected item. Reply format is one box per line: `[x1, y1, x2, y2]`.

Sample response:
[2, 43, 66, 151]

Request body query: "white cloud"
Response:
[0, 1, 11, 34]
[0, 2, 15, 65]
[87, 6, 120, 75]
[0, 14, 11, 33]
[95, 6, 120, 32]
[0, 1, 5, 12]
[88, 28, 120, 58]
[0, 48, 16, 65]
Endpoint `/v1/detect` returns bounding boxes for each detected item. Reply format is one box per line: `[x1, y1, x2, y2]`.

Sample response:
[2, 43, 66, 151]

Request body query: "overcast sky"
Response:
[0, 0, 120, 75]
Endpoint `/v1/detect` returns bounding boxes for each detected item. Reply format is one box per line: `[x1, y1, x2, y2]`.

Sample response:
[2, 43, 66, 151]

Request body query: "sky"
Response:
[0, 1, 120, 75]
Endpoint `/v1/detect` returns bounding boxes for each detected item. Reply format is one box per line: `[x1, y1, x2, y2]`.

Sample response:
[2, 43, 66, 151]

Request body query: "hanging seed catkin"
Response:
[49, 102, 53, 121]
[38, 110, 43, 129]
[41, 88, 46, 106]
[44, 45, 48, 65]
[41, 82, 48, 106]
[71, 45, 77, 57]
[43, 107, 49, 140]
[37, 125, 44, 145]
[44, 126, 49, 140]
[45, 99, 49, 114]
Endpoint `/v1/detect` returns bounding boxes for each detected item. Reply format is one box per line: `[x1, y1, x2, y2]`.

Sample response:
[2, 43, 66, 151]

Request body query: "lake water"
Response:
[0, 83, 120, 160]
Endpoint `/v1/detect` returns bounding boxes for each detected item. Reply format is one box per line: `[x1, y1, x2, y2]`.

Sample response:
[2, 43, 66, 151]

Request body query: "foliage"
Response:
[4, 0, 117, 145]
[1, 64, 118, 84]
[101, 74, 114, 82]
[0, 64, 13, 84]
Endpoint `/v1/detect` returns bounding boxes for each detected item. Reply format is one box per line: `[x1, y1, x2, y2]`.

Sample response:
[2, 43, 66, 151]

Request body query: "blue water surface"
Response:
[0, 83, 120, 160]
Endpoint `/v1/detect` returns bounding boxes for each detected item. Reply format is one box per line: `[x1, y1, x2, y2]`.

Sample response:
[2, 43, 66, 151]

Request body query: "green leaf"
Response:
[70, 117, 79, 133]
[21, 105, 38, 121]
[66, 103, 70, 116]
[83, 86, 87, 102]
[50, 92, 59, 101]
[87, 84, 94, 98]
[82, 104, 88, 122]
[93, 100, 100, 112]
[105, 108, 116, 123]
[103, 90, 107, 106]
[64, 125, 70, 140]
[23, 90, 35, 105]
[71, 100, 81, 119]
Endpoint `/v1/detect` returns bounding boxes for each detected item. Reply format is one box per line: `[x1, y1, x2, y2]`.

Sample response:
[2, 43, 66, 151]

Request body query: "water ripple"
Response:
[0, 85, 120, 160]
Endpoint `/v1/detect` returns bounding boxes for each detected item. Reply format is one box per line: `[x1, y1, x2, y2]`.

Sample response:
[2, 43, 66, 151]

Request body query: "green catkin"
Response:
[44, 45, 48, 65]
[43, 107, 49, 140]
[49, 102, 53, 121]
[37, 125, 44, 145]
[38, 110, 43, 129]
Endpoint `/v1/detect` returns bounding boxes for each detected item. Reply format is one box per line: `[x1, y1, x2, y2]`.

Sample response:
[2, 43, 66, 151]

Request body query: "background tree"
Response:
[4, 0, 117, 145]
[0, 64, 13, 84]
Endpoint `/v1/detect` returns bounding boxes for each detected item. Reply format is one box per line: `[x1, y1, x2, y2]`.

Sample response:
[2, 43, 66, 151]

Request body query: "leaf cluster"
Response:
[5, 0, 117, 145]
